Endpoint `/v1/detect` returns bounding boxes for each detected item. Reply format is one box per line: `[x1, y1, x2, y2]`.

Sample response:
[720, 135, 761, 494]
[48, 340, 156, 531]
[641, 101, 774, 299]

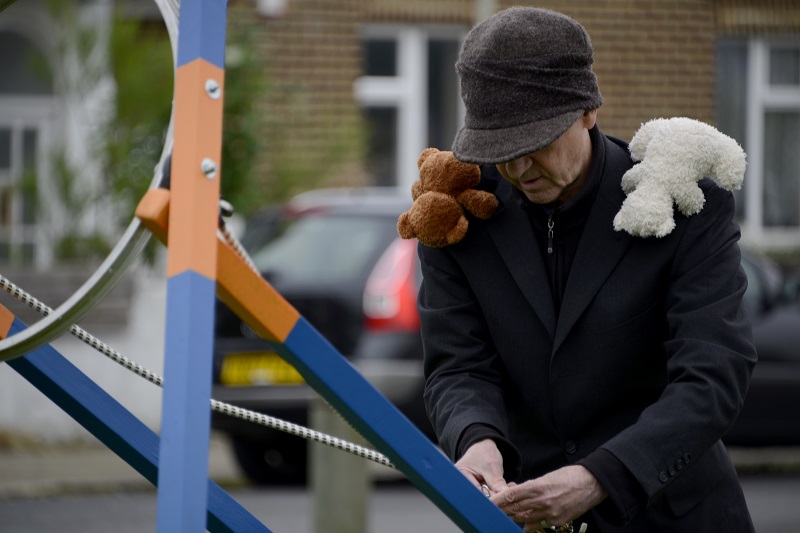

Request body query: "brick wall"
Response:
[497, 1, 716, 142]
[229, 0, 796, 194]
[229, 0, 367, 200]
[715, 0, 800, 35]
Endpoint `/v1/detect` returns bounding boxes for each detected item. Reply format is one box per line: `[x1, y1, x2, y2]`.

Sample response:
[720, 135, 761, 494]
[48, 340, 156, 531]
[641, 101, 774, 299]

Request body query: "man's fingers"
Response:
[485, 476, 509, 494]
[489, 486, 516, 507]
[455, 467, 484, 491]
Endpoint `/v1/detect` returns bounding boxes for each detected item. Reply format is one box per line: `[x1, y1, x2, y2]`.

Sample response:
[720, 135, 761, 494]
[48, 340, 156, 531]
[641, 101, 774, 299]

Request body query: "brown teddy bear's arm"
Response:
[456, 189, 499, 220]
[397, 210, 416, 240]
[410, 180, 424, 201]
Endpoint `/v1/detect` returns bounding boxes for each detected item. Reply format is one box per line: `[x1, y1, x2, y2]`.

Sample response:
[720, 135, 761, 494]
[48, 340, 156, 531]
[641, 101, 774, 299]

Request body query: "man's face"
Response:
[495, 110, 597, 206]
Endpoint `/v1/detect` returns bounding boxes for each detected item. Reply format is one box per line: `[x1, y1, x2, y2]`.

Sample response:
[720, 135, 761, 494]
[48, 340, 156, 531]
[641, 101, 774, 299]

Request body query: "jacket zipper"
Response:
[547, 216, 554, 255]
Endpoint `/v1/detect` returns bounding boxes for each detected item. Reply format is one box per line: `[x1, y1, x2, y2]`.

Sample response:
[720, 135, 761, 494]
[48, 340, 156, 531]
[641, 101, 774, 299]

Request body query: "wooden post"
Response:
[310, 397, 370, 533]
[157, 1, 227, 531]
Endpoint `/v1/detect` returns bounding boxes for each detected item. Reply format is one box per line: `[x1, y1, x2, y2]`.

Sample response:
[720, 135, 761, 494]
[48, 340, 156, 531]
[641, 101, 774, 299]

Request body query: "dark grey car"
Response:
[211, 188, 429, 484]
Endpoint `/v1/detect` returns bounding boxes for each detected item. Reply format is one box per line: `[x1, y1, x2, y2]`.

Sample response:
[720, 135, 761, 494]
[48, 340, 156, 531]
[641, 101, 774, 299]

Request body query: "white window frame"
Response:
[0, 99, 55, 269]
[354, 24, 466, 191]
[742, 38, 800, 250]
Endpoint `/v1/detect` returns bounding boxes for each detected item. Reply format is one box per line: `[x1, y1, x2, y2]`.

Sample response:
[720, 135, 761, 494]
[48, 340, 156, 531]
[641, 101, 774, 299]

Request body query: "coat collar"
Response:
[484, 134, 634, 352]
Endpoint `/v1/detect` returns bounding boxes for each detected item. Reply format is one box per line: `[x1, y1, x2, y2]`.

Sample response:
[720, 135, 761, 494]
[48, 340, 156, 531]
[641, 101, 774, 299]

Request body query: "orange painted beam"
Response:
[168, 59, 226, 280]
[0, 304, 14, 339]
[136, 189, 300, 343]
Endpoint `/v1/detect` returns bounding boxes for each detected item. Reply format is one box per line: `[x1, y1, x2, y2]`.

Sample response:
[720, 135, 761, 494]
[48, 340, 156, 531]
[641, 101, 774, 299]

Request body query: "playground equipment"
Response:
[0, 1, 522, 531]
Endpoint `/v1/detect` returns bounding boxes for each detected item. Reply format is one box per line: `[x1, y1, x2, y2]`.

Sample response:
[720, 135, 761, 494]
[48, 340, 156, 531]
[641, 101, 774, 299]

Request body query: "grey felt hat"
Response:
[452, 7, 604, 165]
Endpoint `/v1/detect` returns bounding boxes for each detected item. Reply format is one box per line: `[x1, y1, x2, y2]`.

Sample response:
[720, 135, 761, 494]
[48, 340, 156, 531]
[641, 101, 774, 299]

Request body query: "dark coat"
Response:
[418, 134, 757, 531]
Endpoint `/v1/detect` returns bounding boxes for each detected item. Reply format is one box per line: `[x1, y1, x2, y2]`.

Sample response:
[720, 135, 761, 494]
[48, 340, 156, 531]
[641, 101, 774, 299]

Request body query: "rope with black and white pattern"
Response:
[0, 273, 394, 469]
[219, 223, 386, 455]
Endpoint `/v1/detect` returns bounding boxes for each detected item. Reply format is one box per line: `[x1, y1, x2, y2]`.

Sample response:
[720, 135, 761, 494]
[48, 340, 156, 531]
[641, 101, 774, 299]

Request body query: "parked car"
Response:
[211, 188, 427, 484]
[723, 250, 800, 446]
[211, 187, 800, 484]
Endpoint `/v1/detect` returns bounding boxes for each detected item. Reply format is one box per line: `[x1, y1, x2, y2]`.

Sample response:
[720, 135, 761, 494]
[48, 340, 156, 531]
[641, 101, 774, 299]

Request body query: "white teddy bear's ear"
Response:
[614, 117, 747, 238]
[628, 118, 668, 163]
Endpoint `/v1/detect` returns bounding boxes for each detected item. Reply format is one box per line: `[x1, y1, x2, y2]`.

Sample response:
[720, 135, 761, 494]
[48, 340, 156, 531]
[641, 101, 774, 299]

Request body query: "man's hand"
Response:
[455, 439, 509, 494]
[490, 465, 607, 532]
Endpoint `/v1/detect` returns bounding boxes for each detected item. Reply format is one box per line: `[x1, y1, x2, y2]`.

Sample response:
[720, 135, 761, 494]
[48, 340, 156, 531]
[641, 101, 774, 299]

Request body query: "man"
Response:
[418, 7, 756, 532]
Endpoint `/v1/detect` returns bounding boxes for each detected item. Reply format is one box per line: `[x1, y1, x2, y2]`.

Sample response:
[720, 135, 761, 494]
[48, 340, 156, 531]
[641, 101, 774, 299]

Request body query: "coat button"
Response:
[668, 465, 676, 476]
[683, 453, 691, 463]
[565, 441, 578, 455]
[659, 471, 669, 483]
[676, 459, 685, 470]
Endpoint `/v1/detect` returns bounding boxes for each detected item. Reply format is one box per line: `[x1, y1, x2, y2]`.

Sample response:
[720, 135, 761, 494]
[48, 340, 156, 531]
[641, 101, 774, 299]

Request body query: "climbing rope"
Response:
[0, 273, 395, 469]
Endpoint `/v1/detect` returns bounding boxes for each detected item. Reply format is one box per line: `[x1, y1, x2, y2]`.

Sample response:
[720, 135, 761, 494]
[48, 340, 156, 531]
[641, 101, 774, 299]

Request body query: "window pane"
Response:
[0, 128, 10, 171]
[22, 129, 37, 224]
[0, 188, 12, 227]
[763, 112, 800, 227]
[0, 32, 52, 95]
[716, 41, 748, 220]
[364, 107, 397, 186]
[251, 215, 396, 285]
[769, 47, 800, 86]
[364, 39, 396, 76]
[427, 39, 461, 151]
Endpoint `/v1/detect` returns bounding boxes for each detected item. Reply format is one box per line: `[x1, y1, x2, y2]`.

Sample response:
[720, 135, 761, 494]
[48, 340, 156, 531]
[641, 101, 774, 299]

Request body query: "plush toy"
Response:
[398, 119, 746, 246]
[613, 117, 747, 238]
[397, 147, 498, 247]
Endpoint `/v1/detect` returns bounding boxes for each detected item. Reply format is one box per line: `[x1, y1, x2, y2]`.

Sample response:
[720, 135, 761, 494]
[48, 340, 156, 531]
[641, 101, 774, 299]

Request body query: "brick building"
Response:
[1, 0, 799, 269]
[232, 0, 800, 254]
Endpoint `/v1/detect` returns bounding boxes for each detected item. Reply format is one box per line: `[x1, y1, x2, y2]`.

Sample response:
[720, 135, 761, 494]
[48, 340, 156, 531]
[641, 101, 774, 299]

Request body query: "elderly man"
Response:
[418, 7, 756, 532]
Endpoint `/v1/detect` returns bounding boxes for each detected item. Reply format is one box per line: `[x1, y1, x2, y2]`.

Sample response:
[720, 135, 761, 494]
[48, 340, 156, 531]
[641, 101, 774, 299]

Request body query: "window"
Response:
[0, 30, 53, 266]
[0, 31, 52, 95]
[355, 26, 466, 190]
[716, 38, 800, 250]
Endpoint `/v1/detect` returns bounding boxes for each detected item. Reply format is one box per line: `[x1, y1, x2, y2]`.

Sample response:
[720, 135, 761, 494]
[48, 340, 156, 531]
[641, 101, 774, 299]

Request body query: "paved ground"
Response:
[1, 431, 799, 500]
[0, 432, 246, 500]
[1, 432, 800, 532]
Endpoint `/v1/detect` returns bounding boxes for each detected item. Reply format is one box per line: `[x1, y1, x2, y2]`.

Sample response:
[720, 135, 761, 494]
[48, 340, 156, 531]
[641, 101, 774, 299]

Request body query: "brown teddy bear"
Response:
[397, 148, 498, 248]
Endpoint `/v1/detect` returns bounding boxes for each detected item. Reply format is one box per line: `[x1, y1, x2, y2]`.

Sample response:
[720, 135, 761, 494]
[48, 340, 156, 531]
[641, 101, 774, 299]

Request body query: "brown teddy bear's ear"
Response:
[417, 147, 439, 169]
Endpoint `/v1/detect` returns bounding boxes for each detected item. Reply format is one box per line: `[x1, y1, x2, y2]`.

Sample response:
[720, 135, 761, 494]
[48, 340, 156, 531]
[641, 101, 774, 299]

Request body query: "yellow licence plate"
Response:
[220, 351, 304, 386]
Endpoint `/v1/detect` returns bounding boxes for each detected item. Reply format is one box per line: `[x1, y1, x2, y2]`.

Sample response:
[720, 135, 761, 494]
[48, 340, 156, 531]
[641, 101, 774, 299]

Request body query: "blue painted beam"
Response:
[3, 316, 272, 533]
[158, 272, 218, 532]
[162, 0, 228, 529]
[279, 318, 520, 533]
[176, 0, 227, 68]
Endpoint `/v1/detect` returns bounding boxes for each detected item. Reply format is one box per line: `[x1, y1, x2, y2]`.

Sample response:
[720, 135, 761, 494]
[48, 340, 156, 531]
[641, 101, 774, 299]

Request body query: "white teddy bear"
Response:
[613, 117, 747, 238]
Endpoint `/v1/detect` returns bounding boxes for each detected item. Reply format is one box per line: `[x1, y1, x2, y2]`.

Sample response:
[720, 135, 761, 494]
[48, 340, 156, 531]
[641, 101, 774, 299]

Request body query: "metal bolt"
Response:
[205, 79, 221, 100]
[201, 158, 218, 179]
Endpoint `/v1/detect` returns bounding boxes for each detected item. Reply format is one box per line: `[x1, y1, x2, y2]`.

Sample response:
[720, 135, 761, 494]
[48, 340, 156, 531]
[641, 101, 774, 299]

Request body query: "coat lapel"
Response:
[485, 184, 557, 339]
[553, 137, 634, 354]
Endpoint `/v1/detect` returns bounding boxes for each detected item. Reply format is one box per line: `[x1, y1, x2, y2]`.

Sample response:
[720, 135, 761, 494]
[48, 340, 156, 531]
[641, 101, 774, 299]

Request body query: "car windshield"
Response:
[250, 214, 395, 285]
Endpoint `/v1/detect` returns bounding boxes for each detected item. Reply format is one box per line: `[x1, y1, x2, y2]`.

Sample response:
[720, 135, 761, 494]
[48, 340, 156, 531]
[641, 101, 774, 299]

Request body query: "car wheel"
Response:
[231, 434, 308, 486]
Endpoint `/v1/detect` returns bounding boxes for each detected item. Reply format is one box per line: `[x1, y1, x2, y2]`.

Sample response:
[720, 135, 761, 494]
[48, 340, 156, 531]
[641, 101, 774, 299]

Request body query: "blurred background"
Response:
[0, 0, 800, 530]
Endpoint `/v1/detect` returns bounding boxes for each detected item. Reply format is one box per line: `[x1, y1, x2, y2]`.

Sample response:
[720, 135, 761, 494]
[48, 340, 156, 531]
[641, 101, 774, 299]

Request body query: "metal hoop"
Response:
[0, 0, 180, 362]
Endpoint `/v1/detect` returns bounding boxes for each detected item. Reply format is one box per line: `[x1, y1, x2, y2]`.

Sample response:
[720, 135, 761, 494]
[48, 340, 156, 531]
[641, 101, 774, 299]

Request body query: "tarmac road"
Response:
[0, 476, 799, 533]
[0, 486, 461, 533]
